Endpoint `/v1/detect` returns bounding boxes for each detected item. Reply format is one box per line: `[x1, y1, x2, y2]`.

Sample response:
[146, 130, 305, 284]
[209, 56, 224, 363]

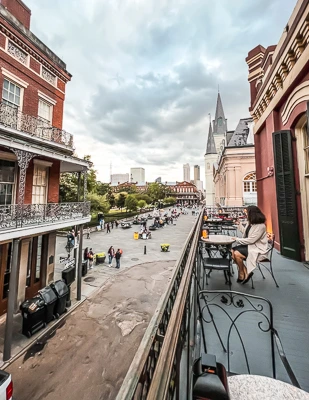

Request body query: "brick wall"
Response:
[1, 0, 31, 29]
[24, 159, 33, 204]
[29, 56, 40, 74]
[0, 50, 65, 128]
[0, 32, 5, 48]
[47, 160, 60, 203]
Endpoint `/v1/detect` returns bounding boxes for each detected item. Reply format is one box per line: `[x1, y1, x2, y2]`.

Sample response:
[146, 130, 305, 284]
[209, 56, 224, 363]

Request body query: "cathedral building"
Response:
[204, 93, 226, 205]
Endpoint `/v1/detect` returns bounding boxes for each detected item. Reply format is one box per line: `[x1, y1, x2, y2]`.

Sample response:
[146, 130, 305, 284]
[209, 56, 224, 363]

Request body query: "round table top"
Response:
[228, 375, 309, 400]
[201, 234, 236, 245]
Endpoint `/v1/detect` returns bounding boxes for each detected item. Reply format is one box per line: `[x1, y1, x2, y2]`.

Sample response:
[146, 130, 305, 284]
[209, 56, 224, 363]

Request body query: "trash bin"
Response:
[39, 286, 57, 323]
[20, 296, 46, 338]
[62, 265, 76, 286]
[50, 280, 69, 317]
[82, 260, 88, 277]
[134, 232, 139, 240]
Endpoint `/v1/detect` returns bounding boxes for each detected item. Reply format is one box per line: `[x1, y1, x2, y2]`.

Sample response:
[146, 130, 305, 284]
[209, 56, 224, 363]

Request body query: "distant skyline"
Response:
[25, 0, 297, 182]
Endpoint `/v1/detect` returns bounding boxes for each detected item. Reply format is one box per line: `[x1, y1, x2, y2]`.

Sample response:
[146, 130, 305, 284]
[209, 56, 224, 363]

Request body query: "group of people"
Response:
[98, 218, 119, 233]
[107, 246, 122, 268]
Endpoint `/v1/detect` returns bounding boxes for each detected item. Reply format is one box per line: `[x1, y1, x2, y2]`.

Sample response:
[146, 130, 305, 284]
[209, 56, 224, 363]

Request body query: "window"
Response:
[35, 236, 43, 282]
[2, 79, 21, 108]
[38, 99, 52, 124]
[32, 165, 48, 204]
[304, 123, 309, 175]
[2, 243, 12, 299]
[243, 172, 257, 193]
[0, 160, 15, 205]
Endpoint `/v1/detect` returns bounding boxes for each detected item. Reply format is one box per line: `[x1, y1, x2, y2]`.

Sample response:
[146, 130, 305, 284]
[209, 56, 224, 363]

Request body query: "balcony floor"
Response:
[200, 250, 309, 392]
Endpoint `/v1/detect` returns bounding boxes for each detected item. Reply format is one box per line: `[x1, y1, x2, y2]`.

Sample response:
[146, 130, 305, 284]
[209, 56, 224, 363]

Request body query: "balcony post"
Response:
[77, 224, 84, 301]
[82, 170, 88, 202]
[77, 172, 81, 202]
[3, 238, 20, 361]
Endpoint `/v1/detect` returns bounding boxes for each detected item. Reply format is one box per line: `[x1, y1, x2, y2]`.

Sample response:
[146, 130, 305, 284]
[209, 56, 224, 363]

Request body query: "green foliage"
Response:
[125, 194, 138, 211]
[96, 182, 110, 196]
[120, 184, 137, 194]
[84, 155, 97, 194]
[137, 199, 146, 209]
[59, 172, 78, 202]
[135, 193, 153, 204]
[117, 192, 127, 209]
[146, 182, 167, 202]
[164, 196, 177, 205]
[106, 192, 116, 207]
[87, 193, 110, 214]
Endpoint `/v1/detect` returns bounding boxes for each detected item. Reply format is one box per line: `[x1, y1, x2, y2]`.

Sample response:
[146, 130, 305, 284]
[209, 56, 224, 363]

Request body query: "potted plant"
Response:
[96, 252, 106, 264]
[161, 243, 170, 252]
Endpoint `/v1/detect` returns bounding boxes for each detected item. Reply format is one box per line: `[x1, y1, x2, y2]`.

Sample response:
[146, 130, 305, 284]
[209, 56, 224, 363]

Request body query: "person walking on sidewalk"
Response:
[115, 220, 119, 228]
[108, 246, 115, 267]
[106, 222, 111, 233]
[115, 249, 122, 269]
[88, 248, 94, 269]
[111, 220, 114, 229]
[86, 226, 91, 239]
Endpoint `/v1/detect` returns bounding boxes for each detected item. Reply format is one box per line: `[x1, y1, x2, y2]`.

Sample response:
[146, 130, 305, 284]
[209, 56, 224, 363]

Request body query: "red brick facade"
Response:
[0, 0, 31, 29]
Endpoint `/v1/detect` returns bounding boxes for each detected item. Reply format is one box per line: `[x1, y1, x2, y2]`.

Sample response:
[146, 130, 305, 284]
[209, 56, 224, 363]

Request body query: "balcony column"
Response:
[3, 238, 20, 361]
[9, 149, 36, 205]
[77, 224, 84, 301]
[82, 170, 88, 201]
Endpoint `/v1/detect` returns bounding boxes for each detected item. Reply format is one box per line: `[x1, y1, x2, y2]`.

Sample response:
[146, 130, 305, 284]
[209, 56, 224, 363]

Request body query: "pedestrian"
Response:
[86, 226, 91, 239]
[88, 248, 94, 269]
[115, 220, 119, 228]
[111, 220, 114, 229]
[115, 249, 122, 269]
[108, 246, 115, 267]
[106, 222, 111, 233]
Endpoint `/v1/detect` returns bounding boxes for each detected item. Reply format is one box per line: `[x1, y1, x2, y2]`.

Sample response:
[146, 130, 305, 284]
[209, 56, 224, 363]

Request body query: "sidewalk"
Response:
[0, 211, 198, 368]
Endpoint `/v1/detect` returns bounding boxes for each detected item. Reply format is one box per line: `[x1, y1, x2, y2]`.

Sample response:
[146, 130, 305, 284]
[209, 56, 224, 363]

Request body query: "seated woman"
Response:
[232, 206, 268, 284]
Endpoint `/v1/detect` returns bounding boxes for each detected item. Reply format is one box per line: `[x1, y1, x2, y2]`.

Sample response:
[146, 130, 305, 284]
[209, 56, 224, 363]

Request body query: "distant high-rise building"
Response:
[194, 165, 200, 181]
[155, 177, 162, 183]
[183, 163, 190, 182]
[130, 168, 145, 184]
[111, 173, 129, 186]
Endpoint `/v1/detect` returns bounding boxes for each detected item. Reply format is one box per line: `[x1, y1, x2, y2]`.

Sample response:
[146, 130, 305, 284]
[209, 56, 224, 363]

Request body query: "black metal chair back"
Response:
[197, 290, 300, 388]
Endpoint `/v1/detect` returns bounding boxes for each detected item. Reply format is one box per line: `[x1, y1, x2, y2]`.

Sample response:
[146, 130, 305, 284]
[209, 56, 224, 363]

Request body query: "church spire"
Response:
[213, 92, 227, 136]
[205, 114, 216, 155]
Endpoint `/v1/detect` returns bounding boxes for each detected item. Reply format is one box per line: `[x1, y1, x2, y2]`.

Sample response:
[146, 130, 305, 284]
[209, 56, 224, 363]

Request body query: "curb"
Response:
[2, 297, 87, 370]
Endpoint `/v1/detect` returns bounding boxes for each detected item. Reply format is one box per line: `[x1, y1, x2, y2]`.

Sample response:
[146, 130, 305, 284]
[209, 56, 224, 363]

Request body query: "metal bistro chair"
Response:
[256, 233, 279, 288]
[221, 220, 237, 236]
[197, 290, 300, 388]
[199, 242, 232, 290]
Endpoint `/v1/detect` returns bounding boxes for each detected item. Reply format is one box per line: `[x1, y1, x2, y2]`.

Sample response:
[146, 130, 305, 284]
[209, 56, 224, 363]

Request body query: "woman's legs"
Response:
[232, 250, 247, 280]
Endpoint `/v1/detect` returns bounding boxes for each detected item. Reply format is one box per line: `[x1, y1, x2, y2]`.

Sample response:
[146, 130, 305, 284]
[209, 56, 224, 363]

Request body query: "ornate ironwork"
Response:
[7, 41, 28, 64]
[9, 149, 36, 205]
[0, 102, 74, 149]
[0, 202, 90, 231]
[82, 170, 88, 201]
[42, 67, 56, 85]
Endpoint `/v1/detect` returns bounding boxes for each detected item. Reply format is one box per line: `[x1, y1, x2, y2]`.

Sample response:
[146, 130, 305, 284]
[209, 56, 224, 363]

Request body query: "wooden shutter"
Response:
[273, 130, 301, 260]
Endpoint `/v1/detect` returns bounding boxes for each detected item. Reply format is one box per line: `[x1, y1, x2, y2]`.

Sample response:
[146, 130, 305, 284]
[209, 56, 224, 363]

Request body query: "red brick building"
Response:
[246, 0, 309, 261]
[0, 0, 90, 359]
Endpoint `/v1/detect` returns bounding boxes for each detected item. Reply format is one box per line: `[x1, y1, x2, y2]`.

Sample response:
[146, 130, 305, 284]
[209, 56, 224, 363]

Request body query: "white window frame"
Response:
[38, 98, 53, 124]
[32, 164, 49, 205]
[0, 156, 17, 206]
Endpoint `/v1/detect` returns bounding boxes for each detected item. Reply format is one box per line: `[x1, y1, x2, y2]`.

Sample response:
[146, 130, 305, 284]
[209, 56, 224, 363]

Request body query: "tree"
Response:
[125, 195, 138, 211]
[87, 193, 110, 214]
[59, 172, 78, 202]
[116, 192, 127, 210]
[83, 155, 97, 194]
[164, 196, 177, 206]
[138, 199, 146, 209]
[97, 182, 110, 196]
[106, 191, 116, 207]
[135, 193, 153, 204]
[147, 182, 167, 202]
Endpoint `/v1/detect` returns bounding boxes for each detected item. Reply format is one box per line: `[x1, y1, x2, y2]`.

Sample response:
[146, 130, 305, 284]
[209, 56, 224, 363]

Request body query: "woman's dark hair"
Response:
[247, 206, 266, 224]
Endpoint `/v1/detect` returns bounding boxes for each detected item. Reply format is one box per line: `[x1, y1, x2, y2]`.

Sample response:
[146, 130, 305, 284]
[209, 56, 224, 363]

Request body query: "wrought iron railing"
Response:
[116, 213, 203, 400]
[0, 202, 90, 230]
[0, 101, 74, 149]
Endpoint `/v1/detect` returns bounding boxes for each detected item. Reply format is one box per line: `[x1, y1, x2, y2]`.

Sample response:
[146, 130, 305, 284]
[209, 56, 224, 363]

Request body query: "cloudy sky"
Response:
[26, 0, 297, 183]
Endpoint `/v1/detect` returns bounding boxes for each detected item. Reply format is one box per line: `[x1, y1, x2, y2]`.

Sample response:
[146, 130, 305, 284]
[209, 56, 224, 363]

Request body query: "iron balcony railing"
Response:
[116, 212, 203, 400]
[0, 202, 90, 230]
[0, 101, 74, 149]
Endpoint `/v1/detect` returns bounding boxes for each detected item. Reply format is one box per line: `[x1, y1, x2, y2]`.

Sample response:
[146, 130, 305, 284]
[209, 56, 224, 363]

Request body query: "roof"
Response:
[205, 121, 217, 155]
[227, 118, 253, 147]
[213, 92, 227, 136]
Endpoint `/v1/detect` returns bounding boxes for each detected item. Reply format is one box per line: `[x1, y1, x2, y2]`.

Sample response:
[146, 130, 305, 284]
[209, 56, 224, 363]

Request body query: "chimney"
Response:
[246, 45, 266, 110]
[1, 0, 31, 29]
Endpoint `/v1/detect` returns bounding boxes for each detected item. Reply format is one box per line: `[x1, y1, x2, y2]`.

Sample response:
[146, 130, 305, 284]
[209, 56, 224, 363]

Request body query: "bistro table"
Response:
[228, 375, 309, 400]
[201, 234, 236, 246]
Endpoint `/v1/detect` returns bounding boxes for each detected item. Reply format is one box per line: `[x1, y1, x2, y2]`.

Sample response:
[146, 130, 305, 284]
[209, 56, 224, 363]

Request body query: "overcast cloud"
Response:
[26, 0, 297, 183]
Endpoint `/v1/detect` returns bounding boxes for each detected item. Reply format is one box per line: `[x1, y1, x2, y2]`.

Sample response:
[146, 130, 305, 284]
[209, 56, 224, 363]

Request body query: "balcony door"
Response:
[25, 235, 48, 299]
[0, 159, 16, 206]
[32, 164, 48, 205]
[0, 243, 12, 316]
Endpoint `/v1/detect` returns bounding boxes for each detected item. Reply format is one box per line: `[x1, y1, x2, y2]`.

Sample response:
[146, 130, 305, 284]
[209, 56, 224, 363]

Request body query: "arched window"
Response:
[243, 172, 257, 193]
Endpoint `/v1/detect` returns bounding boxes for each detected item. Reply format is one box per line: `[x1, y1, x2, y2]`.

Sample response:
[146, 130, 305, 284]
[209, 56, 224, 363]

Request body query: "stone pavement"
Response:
[7, 260, 175, 400]
[55, 211, 199, 299]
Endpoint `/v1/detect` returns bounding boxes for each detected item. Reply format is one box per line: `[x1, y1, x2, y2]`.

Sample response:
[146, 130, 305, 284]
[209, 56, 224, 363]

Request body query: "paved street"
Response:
[7, 212, 199, 400]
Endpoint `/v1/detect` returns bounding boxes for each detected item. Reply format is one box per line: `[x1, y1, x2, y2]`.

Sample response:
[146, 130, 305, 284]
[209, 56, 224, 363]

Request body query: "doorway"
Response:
[0, 243, 12, 316]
